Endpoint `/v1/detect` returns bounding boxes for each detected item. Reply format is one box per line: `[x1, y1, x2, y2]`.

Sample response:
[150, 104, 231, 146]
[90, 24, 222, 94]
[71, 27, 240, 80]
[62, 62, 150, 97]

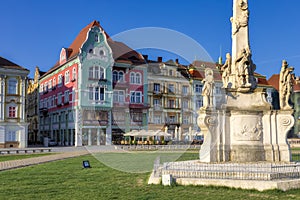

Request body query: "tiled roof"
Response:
[42, 20, 145, 78]
[0, 56, 29, 72]
[293, 79, 300, 92]
[268, 74, 279, 90]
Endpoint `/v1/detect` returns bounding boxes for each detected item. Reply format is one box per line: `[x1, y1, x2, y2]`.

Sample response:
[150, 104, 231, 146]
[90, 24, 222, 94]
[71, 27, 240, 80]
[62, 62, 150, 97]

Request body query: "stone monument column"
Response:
[229, 0, 256, 91]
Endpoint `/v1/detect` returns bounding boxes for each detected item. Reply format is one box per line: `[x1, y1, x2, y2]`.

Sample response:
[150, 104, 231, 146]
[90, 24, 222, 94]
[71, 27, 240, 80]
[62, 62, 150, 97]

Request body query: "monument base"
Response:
[148, 160, 300, 191]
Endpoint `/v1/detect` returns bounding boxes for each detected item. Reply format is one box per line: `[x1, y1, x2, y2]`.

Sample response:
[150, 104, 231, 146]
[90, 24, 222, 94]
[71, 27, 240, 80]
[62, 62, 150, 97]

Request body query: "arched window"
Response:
[118, 71, 124, 82]
[130, 73, 135, 83]
[113, 71, 118, 82]
[135, 73, 141, 84]
[72, 67, 76, 81]
[94, 66, 99, 79]
[8, 78, 18, 94]
[99, 67, 105, 79]
[89, 67, 94, 79]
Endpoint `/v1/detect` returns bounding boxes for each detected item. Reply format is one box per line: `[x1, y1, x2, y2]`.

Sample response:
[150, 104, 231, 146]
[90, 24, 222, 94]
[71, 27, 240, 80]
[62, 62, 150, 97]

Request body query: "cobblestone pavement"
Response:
[0, 147, 90, 171]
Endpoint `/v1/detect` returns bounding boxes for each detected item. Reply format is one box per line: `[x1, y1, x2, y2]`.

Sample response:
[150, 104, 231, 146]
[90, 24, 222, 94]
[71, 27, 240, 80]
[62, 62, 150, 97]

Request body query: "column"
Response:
[97, 128, 100, 146]
[70, 129, 74, 146]
[88, 128, 92, 146]
[106, 111, 112, 145]
[75, 108, 82, 147]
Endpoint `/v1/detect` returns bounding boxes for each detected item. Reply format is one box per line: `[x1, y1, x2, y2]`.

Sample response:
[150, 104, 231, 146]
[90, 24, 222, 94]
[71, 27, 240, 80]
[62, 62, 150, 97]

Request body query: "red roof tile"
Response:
[42, 20, 145, 78]
[268, 74, 279, 90]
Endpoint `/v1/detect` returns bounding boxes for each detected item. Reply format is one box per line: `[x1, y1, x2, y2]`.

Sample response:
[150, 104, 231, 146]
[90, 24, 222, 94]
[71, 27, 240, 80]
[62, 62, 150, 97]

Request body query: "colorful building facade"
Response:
[0, 57, 29, 148]
[39, 21, 148, 146]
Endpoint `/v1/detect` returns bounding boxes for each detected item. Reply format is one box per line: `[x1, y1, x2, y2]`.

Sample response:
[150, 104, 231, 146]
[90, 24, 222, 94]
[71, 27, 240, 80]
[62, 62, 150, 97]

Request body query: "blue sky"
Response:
[0, 0, 299, 79]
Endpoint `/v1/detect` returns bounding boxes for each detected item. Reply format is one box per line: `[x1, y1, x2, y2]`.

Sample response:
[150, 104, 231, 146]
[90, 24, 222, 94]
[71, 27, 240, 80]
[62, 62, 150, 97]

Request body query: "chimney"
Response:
[143, 54, 148, 61]
[157, 57, 162, 62]
[175, 59, 179, 64]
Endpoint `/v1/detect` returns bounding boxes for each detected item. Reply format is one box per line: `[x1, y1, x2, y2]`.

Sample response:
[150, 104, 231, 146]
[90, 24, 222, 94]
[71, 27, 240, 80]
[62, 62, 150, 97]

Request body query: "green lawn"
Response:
[0, 153, 55, 162]
[1, 152, 300, 200]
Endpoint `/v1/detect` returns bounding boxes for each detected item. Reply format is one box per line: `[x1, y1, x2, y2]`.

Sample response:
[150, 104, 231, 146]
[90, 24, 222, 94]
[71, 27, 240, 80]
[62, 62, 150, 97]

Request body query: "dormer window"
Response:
[59, 48, 67, 65]
[95, 34, 99, 42]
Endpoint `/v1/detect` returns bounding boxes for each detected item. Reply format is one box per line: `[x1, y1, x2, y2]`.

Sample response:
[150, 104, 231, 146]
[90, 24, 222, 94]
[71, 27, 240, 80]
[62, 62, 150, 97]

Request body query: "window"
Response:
[89, 67, 94, 79]
[57, 93, 62, 105]
[72, 67, 76, 81]
[94, 66, 99, 79]
[8, 78, 18, 94]
[58, 74, 62, 87]
[168, 100, 175, 108]
[53, 95, 56, 106]
[53, 78, 56, 88]
[130, 73, 135, 83]
[112, 70, 124, 82]
[113, 71, 118, 82]
[182, 86, 188, 95]
[195, 84, 202, 93]
[45, 82, 48, 92]
[49, 80, 52, 90]
[153, 99, 161, 110]
[196, 99, 203, 109]
[95, 34, 99, 42]
[135, 73, 141, 84]
[89, 87, 105, 101]
[113, 90, 125, 102]
[40, 84, 43, 93]
[89, 66, 105, 79]
[183, 116, 189, 124]
[6, 131, 17, 141]
[183, 100, 189, 109]
[9, 106, 16, 118]
[169, 116, 176, 123]
[215, 86, 221, 94]
[153, 115, 161, 124]
[64, 90, 70, 103]
[154, 83, 160, 93]
[118, 71, 124, 82]
[130, 91, 142, 103]
[169, 70, 173, 76]
[168, 84, 175, 93]
[89, 87, 93, 100]
[65, 71, 70, 84]
[131, 112, 142, 122]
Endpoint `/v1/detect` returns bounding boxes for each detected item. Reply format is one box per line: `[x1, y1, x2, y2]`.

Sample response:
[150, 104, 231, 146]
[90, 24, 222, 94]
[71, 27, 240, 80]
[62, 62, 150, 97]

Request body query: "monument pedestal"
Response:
[197, 91, 294, 163]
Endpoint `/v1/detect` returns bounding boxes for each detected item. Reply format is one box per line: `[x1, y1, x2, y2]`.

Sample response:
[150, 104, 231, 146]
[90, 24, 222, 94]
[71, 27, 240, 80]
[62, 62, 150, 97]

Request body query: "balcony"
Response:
[39, 107, 48, 116]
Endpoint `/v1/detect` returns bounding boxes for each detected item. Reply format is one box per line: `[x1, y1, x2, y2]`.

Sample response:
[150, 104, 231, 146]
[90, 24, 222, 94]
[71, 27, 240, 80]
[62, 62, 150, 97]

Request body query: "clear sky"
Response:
[0, 0, 299, 79]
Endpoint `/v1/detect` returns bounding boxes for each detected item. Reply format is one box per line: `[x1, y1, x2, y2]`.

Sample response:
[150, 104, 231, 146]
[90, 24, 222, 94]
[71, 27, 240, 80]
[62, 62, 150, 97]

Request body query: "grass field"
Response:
[1, 151, 300, 200]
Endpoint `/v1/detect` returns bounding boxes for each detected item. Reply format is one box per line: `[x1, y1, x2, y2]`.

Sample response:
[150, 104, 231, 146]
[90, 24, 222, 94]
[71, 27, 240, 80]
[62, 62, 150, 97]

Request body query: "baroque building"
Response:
[0, 56, 29, 148]
[39, 20, 148, 146]
[26, 66, 45, 145]
[147, 57, 193, 140]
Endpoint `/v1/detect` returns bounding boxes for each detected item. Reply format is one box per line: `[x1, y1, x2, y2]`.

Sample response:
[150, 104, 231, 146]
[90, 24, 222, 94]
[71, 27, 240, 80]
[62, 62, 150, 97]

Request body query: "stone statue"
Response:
[235, 47, 256, 89]
[231, 0, 249, 35]
[201, 68, 214, 110]
[221, 53, 231, 88]
[279, 60, 294, 110]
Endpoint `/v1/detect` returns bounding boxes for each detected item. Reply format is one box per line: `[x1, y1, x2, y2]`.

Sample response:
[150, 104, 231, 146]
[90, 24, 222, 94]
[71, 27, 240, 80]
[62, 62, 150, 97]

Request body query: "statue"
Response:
[231, 0, 249, 35]
[201, 68, 214, 110]
[221, 53, 232, 88]
[235, 47, 256, 88]
[279, 60, 294, 110]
